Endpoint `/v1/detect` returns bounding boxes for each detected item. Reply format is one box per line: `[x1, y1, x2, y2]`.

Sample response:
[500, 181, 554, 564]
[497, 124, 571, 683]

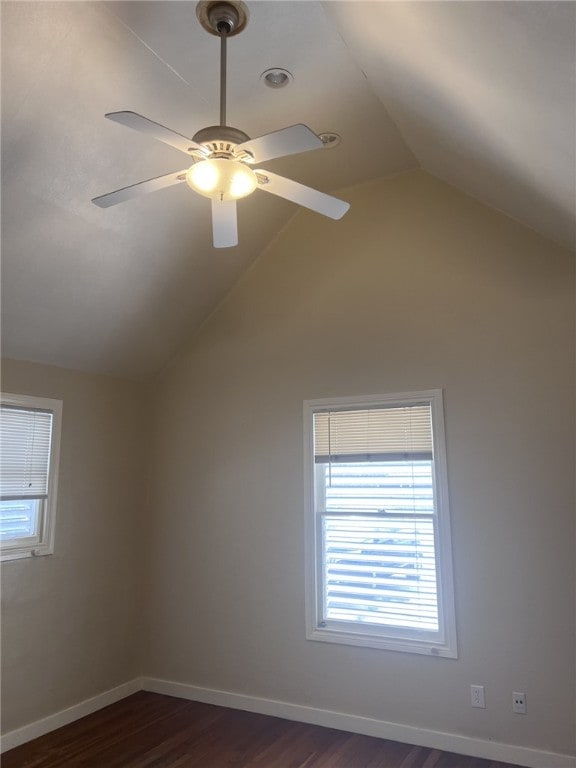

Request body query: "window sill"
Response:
[1, 545, 53, 563]
[307, 624, 458, 658]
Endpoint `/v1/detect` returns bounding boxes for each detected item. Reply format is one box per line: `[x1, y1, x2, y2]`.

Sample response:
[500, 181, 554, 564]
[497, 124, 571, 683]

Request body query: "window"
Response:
[0, 393, 62, 561]
[304, 390, 457, 657]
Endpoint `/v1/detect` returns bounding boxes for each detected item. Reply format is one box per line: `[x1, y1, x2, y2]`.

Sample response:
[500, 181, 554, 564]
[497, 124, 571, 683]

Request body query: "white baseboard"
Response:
[142, 677, 576, 768]
[3, 675, 574, 768]
[0, 678, 142, 753]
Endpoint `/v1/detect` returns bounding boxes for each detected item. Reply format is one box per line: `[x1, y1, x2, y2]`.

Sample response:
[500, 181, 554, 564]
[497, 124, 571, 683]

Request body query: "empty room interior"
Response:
[1, 1, 575, 766]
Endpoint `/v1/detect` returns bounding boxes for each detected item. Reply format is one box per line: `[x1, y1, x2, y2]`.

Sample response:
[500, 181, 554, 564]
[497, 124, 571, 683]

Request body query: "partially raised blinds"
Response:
[0, 406, 53, 500]
[313, 404, 432, 463]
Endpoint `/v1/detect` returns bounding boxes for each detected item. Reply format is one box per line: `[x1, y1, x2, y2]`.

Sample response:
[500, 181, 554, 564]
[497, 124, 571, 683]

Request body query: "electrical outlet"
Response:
[470, 684, 485, 708]
[513, 692, 526, 714]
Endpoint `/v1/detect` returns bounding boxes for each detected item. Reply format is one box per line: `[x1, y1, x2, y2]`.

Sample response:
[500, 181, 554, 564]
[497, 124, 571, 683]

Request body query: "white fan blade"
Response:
[92, 170, 187, 208]
[255, 170, 350, 220]
[236, 124, 323, 164]
[211, 199, 238, 248]
[105, 111, 205, 157]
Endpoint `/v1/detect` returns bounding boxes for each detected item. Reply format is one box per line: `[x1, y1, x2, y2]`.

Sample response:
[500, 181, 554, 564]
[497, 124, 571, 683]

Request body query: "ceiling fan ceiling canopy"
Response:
[196, 0, 249, 38]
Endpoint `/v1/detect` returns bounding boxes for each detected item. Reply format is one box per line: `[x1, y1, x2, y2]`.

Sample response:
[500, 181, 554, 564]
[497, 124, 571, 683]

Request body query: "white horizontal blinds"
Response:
[323, 461, 434, 515]
[320, 462, 438, 630]
[323, 516, 439, 631]
[314, 405, 433, 463]
[0, 406, 53, 500]
[315, 402, 439, 633]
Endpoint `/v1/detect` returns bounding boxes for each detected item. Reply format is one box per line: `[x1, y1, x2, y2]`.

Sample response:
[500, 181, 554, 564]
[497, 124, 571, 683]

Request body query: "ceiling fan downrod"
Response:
[197, 1, 249, 129]
[218, 22, 228, 126]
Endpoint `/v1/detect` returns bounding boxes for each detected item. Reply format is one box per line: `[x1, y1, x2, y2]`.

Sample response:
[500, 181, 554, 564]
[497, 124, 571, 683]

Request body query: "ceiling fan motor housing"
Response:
[192, 125, 252, 160]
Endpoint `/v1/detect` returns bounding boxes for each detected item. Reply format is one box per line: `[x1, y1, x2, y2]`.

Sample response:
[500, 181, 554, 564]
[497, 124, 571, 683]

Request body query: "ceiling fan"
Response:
[92, 0, 350, 248]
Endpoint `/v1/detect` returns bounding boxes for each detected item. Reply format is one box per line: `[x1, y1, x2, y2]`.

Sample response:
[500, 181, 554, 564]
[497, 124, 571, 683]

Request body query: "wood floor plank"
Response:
[2, 692, 528, 768]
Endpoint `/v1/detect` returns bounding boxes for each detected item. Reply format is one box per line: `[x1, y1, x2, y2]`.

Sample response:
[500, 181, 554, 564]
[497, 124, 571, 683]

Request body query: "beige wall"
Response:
[146, 171, 575, 755]
[1, 171, 574, 756]
[1, 360, 148, 732]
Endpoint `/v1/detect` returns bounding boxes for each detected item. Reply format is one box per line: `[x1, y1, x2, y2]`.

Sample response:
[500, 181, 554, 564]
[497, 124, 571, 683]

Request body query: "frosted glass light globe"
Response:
[186, 158, 257, 201]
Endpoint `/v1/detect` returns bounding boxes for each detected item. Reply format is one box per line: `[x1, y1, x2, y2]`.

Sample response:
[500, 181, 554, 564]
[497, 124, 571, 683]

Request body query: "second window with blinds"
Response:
[0, 392, 62, 561]
[304, 390, 457, 657]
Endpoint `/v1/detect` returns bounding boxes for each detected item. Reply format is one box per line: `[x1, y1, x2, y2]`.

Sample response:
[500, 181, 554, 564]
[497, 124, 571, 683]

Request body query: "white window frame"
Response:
[1, 392, 62, 562]
[304, 390, 457, 658]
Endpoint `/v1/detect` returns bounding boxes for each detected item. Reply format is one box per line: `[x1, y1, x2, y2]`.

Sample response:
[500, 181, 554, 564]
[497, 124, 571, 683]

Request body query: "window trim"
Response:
[1, 392, 62, 562]
[304, 390, 457, 658]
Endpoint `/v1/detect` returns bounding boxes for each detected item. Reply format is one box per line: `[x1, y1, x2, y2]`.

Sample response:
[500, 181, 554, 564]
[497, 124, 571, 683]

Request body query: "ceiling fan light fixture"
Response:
[186, 158, 257, 201]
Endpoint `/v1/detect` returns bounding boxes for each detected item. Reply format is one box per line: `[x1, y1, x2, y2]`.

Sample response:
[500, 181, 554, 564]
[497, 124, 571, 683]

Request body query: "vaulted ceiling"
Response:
[2, 1, 574, 379]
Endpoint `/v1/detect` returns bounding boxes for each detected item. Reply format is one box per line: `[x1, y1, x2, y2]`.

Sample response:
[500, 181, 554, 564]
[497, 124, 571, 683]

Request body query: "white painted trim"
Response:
[0, 392, 63, 562]
[303, 389, 458, 658]
[3, 675, 574, 768]
[141, 677, 576, 768]
[0, 678, 142, 753]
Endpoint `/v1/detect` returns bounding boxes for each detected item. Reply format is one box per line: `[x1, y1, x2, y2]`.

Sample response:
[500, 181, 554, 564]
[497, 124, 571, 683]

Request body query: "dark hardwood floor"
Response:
[2, 691, 526, 768]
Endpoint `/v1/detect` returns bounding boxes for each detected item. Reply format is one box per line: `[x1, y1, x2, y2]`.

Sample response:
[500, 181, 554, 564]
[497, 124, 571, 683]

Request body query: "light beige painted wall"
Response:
[1, 360, 147, 732]
[146, 170, 575, 755]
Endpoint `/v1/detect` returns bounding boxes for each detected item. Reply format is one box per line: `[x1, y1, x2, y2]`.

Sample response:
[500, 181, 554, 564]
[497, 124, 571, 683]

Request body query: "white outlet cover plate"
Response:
[513, 692, 527, 714]
[471, 684, 486, 708]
